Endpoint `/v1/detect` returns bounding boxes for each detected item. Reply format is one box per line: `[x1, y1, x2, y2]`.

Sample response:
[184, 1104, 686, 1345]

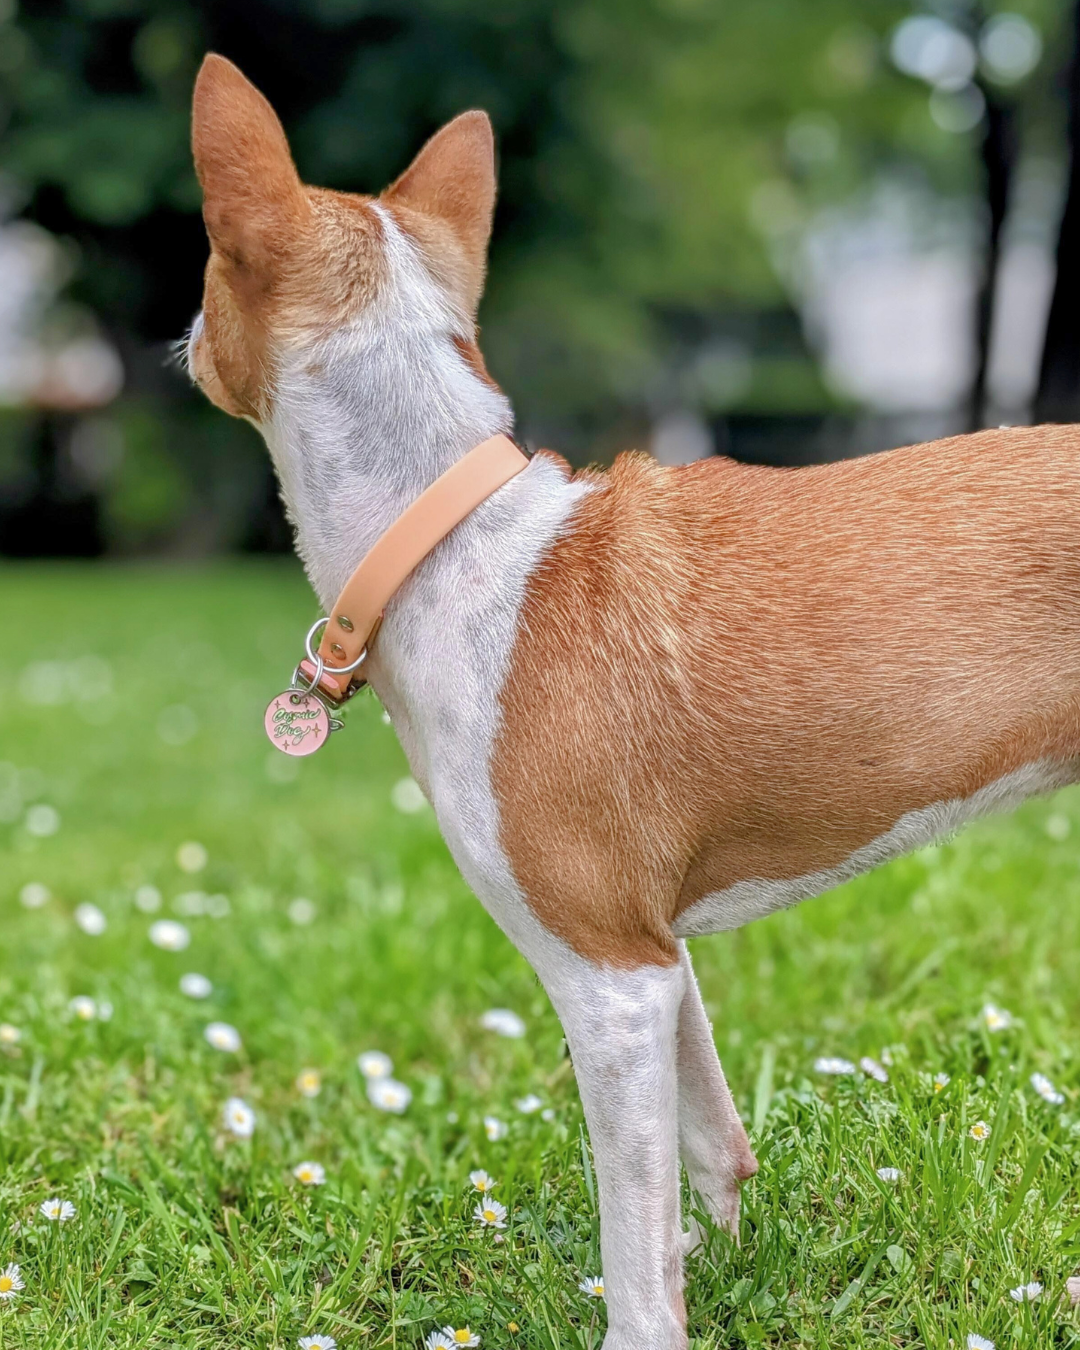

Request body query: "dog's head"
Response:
[187, 54, 496, 425]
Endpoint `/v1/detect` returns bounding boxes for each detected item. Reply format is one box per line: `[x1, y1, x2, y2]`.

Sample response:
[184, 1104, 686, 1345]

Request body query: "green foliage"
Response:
[0, 563, 1078, 1345]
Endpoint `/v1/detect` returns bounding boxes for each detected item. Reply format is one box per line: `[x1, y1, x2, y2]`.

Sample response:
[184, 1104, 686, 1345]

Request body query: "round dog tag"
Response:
[264, 689, 331, 756]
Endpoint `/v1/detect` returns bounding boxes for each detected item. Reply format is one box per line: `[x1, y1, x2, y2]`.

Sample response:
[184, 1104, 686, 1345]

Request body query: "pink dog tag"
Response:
[264, 689, 331, 756]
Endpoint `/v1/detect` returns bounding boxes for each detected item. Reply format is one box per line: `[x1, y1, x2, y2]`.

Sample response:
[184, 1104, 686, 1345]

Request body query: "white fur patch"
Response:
[674, 757, 1074, 937]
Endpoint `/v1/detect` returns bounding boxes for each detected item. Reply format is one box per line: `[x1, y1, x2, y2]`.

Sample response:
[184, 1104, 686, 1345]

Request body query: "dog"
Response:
[187, 53, 1080, 1348]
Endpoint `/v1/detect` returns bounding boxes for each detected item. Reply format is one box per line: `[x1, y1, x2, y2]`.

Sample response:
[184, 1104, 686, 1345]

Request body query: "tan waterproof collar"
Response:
[304, 433, 531, 699]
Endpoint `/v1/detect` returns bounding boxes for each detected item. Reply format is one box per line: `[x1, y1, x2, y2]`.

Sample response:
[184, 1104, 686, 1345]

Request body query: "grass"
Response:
[0, 560, 1078, 1350]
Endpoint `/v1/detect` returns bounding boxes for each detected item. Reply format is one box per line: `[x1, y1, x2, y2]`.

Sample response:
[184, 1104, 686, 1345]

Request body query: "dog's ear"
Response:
[382, 111, 496, 313]
[192, 53, 309, 272]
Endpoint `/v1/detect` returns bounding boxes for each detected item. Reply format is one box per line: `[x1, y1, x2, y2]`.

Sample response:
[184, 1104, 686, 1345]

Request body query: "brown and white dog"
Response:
[188, 54, 1080, 1348]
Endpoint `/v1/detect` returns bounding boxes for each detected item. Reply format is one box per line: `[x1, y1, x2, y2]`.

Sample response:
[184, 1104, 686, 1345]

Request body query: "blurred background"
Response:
[0, 0, 1078, 559]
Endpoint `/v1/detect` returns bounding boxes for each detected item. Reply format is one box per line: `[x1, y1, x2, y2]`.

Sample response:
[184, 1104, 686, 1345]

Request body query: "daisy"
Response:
[982, 1003, 1013, 1032]
[205, 1022, 242, 1052]
[876, 1167, 902, 1182]
[176, 841, 208, 873]
[391, 776, 427, 813]
[40, 1198, 75, 1222]
[149, 920, 190, 952]
[298, 1337, 337, 1350]
[293, 1161, 326, 1187]
[860, 1057, 889, 1083]
[425, 1334, 456, 1350]
[541, 1108, 556, 1122]
[68, 995, 97, 1021]
[296, 1068, 322, 1098]
[19, 882, 49, 909]
[1030, 1072, 1065, 1105]
[969, 1120, 990, 1141]
[0, 1263, 23, 1300]
[442, 1327, 479, 1347]
[367, 1078, 411, 1113]
[515, 1094, 543, 1114]
[474, 1198, 508, 1228]
[1008, 1281, 1042, 1302]
[469, 1170, 497, 1193]
[357, 1050, 393, 1079]
[134, 884, 161, 912]
[484, 1115, 508, 1141]
[814, 1056, 857, 1076]
[223, 1097, 255, 1138]
[0, 1024, 21, 1045]
[179, 972, 212, 999]
[288, 898, 316, 925]
[933, 1072, 951, 1092]
[579, 1275, 605, 1298]
[479, 1008, 526, 1038]
[74, 903, 107, 936]
[966, 1337, 995, 1350]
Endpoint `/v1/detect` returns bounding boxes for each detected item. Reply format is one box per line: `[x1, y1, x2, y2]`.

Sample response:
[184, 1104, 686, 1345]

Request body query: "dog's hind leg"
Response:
[537, 951, 689, 1350]
[675, 943, 758, 1245]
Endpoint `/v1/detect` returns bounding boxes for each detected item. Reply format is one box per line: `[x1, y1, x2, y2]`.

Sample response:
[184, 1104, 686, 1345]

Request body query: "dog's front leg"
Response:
[539, 953, 688, 1350]
[676, 943, 758, 1244]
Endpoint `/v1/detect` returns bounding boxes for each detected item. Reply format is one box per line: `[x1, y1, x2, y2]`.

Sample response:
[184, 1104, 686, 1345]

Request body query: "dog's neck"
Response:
[261, 211, 515, 610]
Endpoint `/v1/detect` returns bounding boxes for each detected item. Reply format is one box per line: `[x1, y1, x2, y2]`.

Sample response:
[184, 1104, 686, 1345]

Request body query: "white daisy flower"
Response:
[860, 1056, 889, 1083]
[25, 804, 60, 837]
[469, 1170, 497, 1193]
[180, 972, 212, 999]
[367, 1077, 411, 1113]
[969, 1120, 990, 1141]
[68, 995, 97, 1021]
[425, 1332, 456, 1350]
[1030, 1072, 1065, 1105]
[19, 882, 50, 909]
[484, 1115, 508, 1141]
[293, 1161, 326, 1186]
[205, 1022, 241, 1052]
[814, 1056, 857, 1076]
[134, 884, 162, 912]
[357, 1050, 393, 1079]
[515, 1093, 543, 1114]
[933, 1072, 951, 1092]
[982, 1003, 1013, 1032]
[222, 1097, 255, 1138]
[149, 919, 190, 951]
[298, 1336, 337, 1350]
[391, 776, 427, 813]
[479, 1008, 526, 1038]
[0, 1263, 23, 1300]
[966, 1336, 995, 1350]
[876, 1167, 902, 1182]
[74, 903, 107, 936]
[97, 1000, 113, 1021]
[296, 1068, 322, 1098]
[541, 1107, 556, 1121]
[0, 1023, 21, 1045]
[1008, 1281, 1042, 1302]
[39, 1197, 75, 1222]
[442, 1327, 479, 1347]
[288, 897, 316, 925]
[176, 841, 208, 873]
[579, 1275, 605, 1298]
[474, 1198, 508, 1228]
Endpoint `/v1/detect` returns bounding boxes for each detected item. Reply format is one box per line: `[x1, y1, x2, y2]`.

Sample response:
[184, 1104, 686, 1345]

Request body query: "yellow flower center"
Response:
[508, 1324, 519, 1334]
[484, 1210, 495, 1221]
[0, 1276, 12, 1292]
[454, 1331, 471, 1344]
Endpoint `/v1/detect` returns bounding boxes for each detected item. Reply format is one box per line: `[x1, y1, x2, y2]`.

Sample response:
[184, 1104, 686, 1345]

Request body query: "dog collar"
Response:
[264, 432, 532, 756]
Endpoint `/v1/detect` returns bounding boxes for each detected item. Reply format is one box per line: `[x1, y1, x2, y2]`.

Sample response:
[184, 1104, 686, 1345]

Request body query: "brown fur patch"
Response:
[492, 427, 1080, 968]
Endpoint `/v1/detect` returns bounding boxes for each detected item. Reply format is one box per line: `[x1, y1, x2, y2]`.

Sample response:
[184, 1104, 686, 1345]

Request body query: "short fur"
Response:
[188, 55, 1078, 1348]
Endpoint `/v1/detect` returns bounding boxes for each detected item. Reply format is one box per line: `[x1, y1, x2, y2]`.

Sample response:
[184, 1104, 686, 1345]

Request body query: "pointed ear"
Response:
[191, 53, 309, 270]
[382, 111, 496, 311]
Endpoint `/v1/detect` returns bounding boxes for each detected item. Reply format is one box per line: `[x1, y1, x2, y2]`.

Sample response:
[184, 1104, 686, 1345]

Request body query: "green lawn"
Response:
[0, 561, 1078, 1350]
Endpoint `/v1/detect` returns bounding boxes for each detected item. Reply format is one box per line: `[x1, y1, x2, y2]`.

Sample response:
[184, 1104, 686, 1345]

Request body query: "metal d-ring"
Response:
[304, 617, 367, 676]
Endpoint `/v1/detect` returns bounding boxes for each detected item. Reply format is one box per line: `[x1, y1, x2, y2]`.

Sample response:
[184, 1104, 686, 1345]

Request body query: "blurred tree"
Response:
[0, 0, 1064, 553]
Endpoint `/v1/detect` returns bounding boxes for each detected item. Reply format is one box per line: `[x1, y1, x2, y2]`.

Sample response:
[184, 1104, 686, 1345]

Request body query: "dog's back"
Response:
[492, 425, 1080, 965]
